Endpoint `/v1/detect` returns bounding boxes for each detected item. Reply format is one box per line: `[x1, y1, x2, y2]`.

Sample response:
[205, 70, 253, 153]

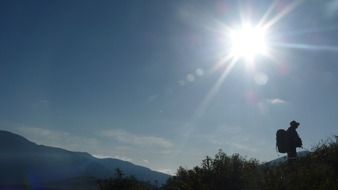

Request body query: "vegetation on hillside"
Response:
[96, 136, 338, 189]
[163, 151, 262, 190]
[163, 136, 338, 190]
[97, 168, 159, 190]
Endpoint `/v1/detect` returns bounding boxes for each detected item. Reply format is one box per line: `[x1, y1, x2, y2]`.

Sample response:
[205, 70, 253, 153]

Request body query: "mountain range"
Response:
[0, 130, 169, 189]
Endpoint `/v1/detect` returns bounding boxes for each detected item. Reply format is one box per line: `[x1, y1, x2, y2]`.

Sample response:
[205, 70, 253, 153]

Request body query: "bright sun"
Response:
[229, 23, 268, 60]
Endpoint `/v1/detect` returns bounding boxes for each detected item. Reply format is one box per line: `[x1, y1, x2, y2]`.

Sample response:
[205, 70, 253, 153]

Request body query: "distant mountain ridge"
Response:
[0, 130, 169, 187]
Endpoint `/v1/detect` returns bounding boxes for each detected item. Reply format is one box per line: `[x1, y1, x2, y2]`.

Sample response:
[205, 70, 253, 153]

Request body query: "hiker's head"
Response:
[290, 120, 300, 128]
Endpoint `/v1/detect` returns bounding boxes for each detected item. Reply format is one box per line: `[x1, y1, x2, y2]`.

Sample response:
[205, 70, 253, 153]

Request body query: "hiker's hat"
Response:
[290, 120, 300, 126]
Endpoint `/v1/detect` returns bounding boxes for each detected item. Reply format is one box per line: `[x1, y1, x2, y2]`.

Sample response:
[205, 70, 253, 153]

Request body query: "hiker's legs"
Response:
[287, 148, 297, 164]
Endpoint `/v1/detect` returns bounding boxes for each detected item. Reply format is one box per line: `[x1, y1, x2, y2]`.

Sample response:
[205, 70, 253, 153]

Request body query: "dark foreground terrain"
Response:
[1, 130, 337, 190]
[163, 137, 338, 190]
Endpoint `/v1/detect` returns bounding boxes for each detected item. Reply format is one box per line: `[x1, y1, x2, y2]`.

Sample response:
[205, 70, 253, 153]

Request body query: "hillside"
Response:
[163, 137, 338, 190]
[0, 130, 169, 188]
[264, 150, 310, 166]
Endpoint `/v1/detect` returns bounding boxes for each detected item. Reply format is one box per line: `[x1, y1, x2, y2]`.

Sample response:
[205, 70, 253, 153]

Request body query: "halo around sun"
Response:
[228, 23, 269, 60]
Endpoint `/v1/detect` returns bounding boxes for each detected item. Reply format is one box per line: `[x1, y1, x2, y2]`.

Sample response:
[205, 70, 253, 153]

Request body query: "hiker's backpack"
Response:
[276, 129, 288, 153]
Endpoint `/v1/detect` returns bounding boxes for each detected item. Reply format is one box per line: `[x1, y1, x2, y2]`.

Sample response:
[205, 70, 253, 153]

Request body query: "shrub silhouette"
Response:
[97, 168, 158, 190]
[164, 137, 338, 190]
[163, 149, 262, 190]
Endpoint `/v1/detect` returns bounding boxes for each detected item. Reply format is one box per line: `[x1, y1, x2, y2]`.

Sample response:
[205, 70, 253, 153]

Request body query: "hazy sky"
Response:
[1, 0, 338, 174]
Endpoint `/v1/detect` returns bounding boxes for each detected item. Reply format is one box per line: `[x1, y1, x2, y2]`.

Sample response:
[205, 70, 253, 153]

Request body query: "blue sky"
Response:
[1, 0, 338, 174]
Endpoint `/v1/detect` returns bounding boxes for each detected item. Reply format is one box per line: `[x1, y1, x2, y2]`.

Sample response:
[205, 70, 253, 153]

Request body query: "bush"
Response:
[163, 149, 262, 190]
[97, 168, 158, 190]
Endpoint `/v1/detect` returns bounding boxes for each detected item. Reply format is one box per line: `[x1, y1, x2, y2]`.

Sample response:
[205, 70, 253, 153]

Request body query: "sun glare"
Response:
[229, 23, 268, 60]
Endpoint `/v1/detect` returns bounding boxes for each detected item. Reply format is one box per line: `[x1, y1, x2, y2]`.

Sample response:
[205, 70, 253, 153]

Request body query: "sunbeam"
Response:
[263, 0, 304, 29]
[273, 42, 338, 52]
[274, 25, 338, 39]
[257, 0, 278, 28]
[196, 57, 239, 118]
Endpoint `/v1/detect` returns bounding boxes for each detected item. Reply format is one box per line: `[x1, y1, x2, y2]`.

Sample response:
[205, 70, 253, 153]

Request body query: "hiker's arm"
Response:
[295, 132, 302, 147]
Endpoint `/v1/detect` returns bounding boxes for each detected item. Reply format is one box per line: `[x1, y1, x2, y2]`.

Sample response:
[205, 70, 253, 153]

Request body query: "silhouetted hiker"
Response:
[286, 120, 302, 162]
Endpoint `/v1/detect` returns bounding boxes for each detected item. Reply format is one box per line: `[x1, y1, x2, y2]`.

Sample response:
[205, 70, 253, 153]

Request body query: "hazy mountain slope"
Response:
[0, 130, 169, 186]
